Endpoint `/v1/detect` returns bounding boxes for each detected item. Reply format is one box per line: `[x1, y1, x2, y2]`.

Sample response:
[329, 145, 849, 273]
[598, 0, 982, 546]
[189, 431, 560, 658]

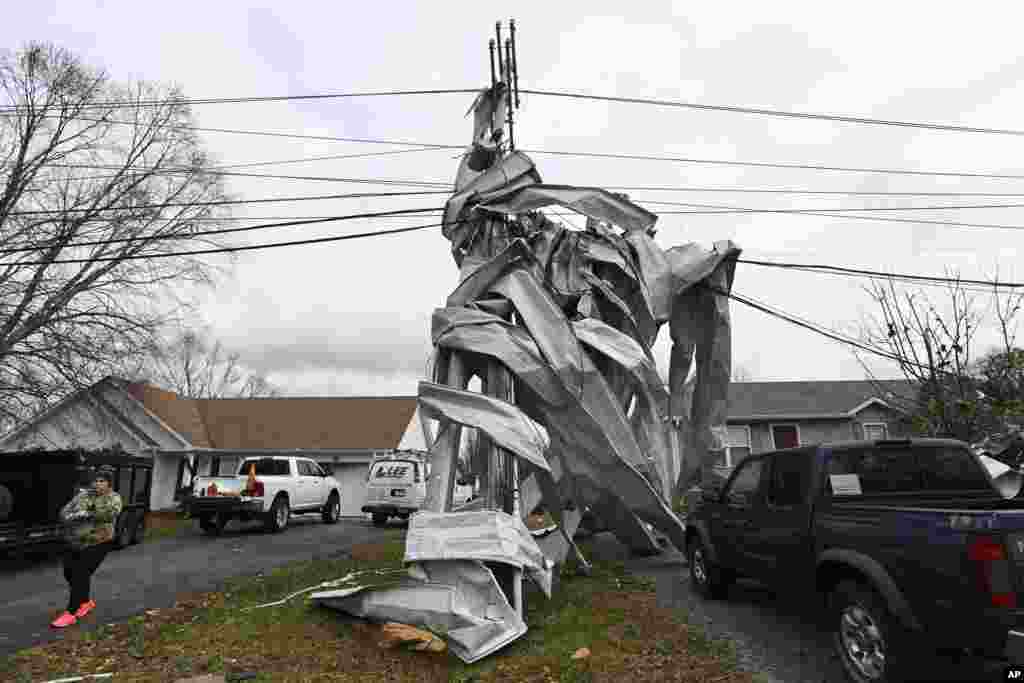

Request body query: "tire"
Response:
[131, 517, 145, 545]
[372, 513, 388, 527]
[687, 536, 732, 600]
[0, 483, 13, 522]
[321, 493, 341, 524]
[830, 580, 911, 683]
[265, 496, 290, 533]
[199, 514, 228, 536]
[114, 516, 132, 549]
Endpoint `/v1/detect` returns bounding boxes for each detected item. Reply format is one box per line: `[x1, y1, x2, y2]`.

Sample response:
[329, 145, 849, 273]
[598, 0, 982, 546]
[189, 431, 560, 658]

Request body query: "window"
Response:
[917, 446, 990, 492]
[724, 458, 764, 507]
[209, 456, 221, 477]
[826, 448, 919, 494]
[771, 424, 800, 450]
[727, 425, 751, 466]
[863, 423, 888, 441]
[766, 452, 810, 507]
[239, 459, 289, 476]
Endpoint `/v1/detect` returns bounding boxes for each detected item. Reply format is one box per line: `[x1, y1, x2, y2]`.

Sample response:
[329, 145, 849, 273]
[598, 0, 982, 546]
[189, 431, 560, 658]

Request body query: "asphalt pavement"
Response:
[0, 515, 404, 657]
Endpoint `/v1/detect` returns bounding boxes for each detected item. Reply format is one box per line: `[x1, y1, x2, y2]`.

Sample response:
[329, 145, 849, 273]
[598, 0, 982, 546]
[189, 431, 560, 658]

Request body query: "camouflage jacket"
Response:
[60, 490, 123, 548]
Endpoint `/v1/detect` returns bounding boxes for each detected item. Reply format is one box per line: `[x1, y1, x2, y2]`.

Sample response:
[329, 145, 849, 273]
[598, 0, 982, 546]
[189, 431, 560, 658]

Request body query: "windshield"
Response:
[369, 460, 417, 484]
[238, 459, 290, 476]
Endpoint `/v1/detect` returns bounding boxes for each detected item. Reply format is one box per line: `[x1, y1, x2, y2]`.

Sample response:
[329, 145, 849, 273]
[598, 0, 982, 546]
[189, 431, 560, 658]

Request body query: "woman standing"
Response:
[51, 465, 123, 628]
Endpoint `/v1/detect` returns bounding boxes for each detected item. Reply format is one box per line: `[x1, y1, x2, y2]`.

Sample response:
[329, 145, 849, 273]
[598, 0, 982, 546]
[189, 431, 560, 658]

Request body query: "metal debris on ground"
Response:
[312, 19, 739, 663]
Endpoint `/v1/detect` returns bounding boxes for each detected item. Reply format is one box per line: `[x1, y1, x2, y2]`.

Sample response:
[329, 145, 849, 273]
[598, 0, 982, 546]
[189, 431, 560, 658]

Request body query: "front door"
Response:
[741, 450, 814, 587]
[714, 456, 767, 576]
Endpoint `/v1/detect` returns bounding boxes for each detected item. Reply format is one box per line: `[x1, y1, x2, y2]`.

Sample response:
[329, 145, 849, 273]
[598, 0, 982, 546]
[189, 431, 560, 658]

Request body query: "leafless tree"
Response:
[125, 327, 278, 399]
[0, 43, 233, 429]
[857, 273, 1024, 442]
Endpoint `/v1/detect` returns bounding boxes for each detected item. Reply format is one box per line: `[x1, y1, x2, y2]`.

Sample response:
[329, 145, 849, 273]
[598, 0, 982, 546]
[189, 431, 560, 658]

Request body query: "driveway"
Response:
[0, 515, 404, 657]
[587, 533, 1001, 683]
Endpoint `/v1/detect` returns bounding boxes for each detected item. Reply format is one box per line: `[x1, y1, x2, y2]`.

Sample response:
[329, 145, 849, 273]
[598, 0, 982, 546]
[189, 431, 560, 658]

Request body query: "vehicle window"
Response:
[766, 452, 810, 507]
[916, 446, 991, 492]
[724, 458, 764, 507]
[827, 448, 920, 494]
[311, 463, 325, 477]
[239, 459, 289, 476]
[370, 461, 416, 484]
[297, 461, 311, 476]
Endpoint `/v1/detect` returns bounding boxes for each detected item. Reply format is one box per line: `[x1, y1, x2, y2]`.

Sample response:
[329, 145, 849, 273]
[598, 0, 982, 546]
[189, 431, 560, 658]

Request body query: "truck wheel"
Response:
[114, 516, 132, 549]
[322, 492, 341, 524]
[372, 513, 388, 527]
[265, 496, 290, 533]
[687, 536, 732, 600]
[199, 514, 227, 536]
[131, 517, 145, 545]
[830, 580, 911, 683]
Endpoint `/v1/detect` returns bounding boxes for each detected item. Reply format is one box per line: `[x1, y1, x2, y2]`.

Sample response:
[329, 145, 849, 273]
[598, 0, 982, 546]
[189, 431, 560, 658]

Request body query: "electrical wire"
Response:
[521, 88, 1024, 137]
[3, 191, 448, 216]
[35, 114, 1024, 181]
[8, 85, 1022, 137]
[0, 217, 450, 265]
[737, 258, 1024, 290]
[0, 207, 444, 255]
[0, 88, 482, 112]
[640, 200, 1024, 213]
[642, 199, 1024, 232]
[716, 286, 922, 369]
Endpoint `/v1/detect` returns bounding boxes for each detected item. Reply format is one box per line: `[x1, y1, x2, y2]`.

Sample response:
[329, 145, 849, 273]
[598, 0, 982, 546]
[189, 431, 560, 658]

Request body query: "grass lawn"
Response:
[1, 535, 757, 683]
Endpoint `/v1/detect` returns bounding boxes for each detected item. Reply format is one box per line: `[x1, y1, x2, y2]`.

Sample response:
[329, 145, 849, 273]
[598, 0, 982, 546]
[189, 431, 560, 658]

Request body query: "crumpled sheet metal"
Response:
[323, 84, 739, 664]
[312, 559, 525, 664]
[405, 509, 554, 598]
[417, 380, 551, 473]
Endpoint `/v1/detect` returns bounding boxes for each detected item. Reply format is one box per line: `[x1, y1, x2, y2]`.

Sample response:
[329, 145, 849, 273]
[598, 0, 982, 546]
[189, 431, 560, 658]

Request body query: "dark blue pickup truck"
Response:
[685, 438, 1024, 683]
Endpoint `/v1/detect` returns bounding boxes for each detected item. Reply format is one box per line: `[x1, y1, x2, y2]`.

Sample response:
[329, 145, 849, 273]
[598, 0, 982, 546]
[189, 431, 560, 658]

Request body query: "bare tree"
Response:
[857, 274, 1024, 442]
[127, 327, 278, 399]
[0, 43, 232, 429]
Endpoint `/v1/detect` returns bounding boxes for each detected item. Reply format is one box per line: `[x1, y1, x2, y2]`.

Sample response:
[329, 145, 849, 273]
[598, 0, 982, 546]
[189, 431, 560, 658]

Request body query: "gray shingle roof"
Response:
[727, 380, 914, 420]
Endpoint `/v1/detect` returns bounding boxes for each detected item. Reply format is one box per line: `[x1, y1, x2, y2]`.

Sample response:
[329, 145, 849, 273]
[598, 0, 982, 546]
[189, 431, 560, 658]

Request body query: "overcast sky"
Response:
[6, 2, 1024, 396]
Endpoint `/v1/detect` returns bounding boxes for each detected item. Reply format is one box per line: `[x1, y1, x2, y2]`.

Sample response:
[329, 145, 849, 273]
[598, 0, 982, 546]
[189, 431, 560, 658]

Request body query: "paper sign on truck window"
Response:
[829, 474, 862, 496]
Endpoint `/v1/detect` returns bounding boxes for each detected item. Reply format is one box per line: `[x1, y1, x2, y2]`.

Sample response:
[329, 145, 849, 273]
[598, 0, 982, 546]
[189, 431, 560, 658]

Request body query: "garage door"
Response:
[333, 463, 369, 517]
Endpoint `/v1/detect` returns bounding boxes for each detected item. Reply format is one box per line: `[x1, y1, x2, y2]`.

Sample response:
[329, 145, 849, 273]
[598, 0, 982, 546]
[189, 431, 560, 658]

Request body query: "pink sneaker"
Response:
[50, 611, 77, 628]
[73, 600, 96, 618]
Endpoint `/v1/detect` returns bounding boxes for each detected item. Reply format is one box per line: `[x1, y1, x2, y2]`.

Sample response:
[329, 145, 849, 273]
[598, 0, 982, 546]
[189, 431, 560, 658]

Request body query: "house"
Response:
[0, 377, 430, 515]
[719, 379, 914, 469]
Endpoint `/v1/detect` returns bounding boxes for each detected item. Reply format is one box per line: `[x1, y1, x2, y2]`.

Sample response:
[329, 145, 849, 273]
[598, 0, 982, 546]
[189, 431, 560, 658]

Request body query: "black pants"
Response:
[62, 542, 111, 612]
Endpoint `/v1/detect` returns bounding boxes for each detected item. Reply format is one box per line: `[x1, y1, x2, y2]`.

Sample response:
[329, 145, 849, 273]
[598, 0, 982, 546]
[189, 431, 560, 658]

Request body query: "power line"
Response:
[41, 115, 1024, 181]
[718, 287, 918, 368]
[640, 199, 1024, 213]
[3, 191, 448, 216]
[645, 199, 1024, 232]
[0, 207, 444, 255]
[737, 258, 1024, 289]
[522, 88, 1024, 137]
[9, 85, 1022, 137]
[0, 218, 451, 265]
[521, 147, 1024, 180]
[0, 88, 482, 113]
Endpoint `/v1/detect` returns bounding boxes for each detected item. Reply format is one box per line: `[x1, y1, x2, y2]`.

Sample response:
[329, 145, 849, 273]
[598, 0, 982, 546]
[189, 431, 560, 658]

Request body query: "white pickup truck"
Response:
[188, 456, 342, 534]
